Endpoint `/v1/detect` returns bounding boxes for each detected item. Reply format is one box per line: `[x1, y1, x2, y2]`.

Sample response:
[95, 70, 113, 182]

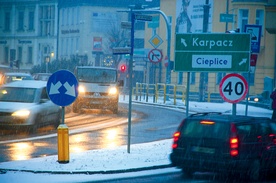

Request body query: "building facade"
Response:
[0, 0, 58, 71]
[147, 0, 276, 97]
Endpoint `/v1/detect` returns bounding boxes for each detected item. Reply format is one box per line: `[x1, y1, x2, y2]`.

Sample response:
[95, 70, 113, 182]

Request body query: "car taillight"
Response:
[230, 123, 239, 156]
[269, 134, 276, 144]
[172, 131, 180, 149]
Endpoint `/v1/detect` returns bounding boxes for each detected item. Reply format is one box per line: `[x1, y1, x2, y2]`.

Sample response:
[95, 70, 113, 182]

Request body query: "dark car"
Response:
[170, 112, 276, 181]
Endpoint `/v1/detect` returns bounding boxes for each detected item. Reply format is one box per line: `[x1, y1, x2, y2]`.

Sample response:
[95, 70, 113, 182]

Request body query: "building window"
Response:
[28, 11, 35, 31]
[256, 9, 264, 36]
[39, 5, 55, 36]
[18, 11, 24, 31]
[67, 9, 70, 26]
[18, 47, 23, 63]
[216, 72, 226, 85]
[28, 47, 33, 64]
[4, 47, 9, 64]
[71, 8, 74, 25]
[238, 9, 248, 32]
[61, 9, 64, 26]
[76, 7, 79, 25]
[4, 12, 11, 31]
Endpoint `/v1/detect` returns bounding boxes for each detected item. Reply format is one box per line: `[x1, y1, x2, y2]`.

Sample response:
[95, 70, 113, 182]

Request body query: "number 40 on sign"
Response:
[219, 73, 248, 104]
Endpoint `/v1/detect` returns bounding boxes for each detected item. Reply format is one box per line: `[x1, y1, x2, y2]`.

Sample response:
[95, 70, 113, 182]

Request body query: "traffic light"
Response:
[120, 64, 127, 73]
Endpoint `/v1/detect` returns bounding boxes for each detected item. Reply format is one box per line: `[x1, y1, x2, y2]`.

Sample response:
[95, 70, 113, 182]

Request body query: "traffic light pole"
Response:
[132, 9, 172, 84]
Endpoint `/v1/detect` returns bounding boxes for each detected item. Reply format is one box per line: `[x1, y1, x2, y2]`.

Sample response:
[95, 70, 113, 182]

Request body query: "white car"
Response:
[0, 80, 61, 133]
[0, 72, 34, 85]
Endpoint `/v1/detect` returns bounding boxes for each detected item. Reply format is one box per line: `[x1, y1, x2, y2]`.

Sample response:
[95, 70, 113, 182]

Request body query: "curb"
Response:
[0, 164, 173, 175]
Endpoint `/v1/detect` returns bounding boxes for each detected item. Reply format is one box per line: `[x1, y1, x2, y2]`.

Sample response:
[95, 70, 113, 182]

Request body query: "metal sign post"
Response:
[47, 70, 79, 163]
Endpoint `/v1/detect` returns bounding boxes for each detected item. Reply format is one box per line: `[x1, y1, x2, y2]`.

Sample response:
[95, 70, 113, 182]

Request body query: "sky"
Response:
[0, 96, 273, 183]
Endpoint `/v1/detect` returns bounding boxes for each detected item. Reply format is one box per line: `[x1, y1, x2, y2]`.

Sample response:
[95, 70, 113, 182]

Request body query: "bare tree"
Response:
[104, 21, 130, 69]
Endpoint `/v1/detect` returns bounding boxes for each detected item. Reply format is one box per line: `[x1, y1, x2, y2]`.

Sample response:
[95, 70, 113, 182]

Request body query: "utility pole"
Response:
[199, 0, 210, 102]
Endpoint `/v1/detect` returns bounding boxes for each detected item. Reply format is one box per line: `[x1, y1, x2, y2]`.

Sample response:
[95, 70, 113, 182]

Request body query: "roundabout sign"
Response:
[219, 73, 248, 103]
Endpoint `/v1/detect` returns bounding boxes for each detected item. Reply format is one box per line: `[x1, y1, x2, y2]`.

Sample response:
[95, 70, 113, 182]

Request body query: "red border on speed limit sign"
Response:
[219, 73, 248, 103]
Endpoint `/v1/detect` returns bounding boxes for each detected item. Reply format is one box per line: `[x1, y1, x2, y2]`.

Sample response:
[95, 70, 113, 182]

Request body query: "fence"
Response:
[120, 82, 224, 105]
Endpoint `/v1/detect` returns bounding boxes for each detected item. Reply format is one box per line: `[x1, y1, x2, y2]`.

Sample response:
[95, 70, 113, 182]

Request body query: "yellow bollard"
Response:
[57, 124, 69, 163]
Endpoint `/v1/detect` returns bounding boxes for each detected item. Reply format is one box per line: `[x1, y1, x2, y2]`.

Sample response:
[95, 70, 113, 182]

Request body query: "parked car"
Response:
[170, 112, 276, 181]
[0, 72, 34, 85]
[0, 80, 61, 133]
[33, 73, 52, 81]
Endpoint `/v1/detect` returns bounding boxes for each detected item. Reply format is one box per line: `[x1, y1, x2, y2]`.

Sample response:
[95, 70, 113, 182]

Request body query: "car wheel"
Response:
[112, 107, 118, 114]
[72, 103, 80, 113]
[248, 159, 261, 181]
[181, 168, 194, 178]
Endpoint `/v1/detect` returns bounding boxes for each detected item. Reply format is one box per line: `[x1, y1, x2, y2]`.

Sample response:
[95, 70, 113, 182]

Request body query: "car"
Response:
[170, 112, 276, 181]
[33, 73, 52, 81]
[0, 72, 34, 85]
[0, 80, 62, 133]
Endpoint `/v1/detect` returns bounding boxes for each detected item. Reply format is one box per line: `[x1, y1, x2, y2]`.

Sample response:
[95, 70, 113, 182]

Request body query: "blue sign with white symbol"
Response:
[46, 70, 78, 107]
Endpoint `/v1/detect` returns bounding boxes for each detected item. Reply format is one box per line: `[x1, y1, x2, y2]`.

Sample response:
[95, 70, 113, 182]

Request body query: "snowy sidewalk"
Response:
[0, 100, 273, 175]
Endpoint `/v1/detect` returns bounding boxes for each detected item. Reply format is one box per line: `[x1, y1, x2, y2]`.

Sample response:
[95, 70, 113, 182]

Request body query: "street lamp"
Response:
[45, 56, 50, 73]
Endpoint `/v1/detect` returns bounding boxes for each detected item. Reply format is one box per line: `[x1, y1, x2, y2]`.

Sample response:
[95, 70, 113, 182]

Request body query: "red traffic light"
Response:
[120, 64, 126, 72]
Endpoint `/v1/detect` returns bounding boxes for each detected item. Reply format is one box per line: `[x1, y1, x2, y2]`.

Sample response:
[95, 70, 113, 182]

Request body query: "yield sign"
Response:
[47, 70, 79, 107]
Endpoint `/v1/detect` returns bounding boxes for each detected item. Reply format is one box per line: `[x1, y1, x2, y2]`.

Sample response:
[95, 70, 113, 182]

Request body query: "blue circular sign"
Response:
[46, 70, 79, 107]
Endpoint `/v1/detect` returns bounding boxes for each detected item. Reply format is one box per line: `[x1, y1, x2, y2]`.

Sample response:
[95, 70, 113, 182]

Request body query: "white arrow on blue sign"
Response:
[47, 70, 78, 107]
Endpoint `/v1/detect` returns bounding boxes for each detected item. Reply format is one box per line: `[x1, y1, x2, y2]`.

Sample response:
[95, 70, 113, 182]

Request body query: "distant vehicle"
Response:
[0, 72, 34, 85]
[170, 112, 276, 181]
[33, 73, 52, 81]
[0, 80, 62, 133]
[72, 66, 122, 114]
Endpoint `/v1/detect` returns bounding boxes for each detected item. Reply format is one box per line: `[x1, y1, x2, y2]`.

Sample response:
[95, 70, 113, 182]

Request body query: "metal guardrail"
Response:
[133, 82, 186, 105]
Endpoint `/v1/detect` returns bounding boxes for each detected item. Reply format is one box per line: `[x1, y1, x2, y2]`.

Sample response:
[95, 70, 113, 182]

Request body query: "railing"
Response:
[121, 82, 224, 105]
[133, 82, 187, 105]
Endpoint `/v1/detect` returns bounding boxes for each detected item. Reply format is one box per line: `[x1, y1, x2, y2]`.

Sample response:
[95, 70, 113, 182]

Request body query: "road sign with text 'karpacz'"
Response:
[174, 33, 251, 72]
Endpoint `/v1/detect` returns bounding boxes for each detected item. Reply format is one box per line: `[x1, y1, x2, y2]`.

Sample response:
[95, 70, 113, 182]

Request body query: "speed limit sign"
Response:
[219, 73, 248, 103]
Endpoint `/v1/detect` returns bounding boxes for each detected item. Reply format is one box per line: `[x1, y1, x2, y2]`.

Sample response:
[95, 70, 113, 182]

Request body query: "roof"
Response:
[188, 112, 270, 123]
[59, 0, 160, 8]
[4, 72, 32, 77]
[1, 80, 47, 89]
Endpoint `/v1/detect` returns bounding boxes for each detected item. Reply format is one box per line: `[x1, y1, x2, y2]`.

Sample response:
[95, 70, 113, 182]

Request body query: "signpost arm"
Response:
[186, 72, 190, 117]
[127, 12, 135, 154]
[131, 9, 171, 84]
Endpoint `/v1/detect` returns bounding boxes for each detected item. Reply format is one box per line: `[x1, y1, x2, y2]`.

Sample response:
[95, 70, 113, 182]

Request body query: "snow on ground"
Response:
[0, 96, 273, 183]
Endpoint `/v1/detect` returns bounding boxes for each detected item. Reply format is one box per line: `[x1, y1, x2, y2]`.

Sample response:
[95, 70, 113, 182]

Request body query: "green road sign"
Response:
[174, 33, 251, 72]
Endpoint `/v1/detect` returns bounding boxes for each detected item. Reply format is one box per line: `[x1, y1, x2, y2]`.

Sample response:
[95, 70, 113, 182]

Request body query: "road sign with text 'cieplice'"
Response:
[174, 33, 251, 72]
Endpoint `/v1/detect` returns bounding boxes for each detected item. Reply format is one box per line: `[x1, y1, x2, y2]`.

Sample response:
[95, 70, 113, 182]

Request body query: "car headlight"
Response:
[78, 85, 86, 93]
[12, 110, 30, 117]
[254, 98, 259, 102]
[108, 87, 118, 95]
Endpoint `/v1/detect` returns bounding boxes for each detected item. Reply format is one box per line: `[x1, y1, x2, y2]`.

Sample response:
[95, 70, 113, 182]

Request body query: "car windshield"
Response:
[0, 87, 36, 103]
[181, 120, 229, 140]
[77, 68, 117, 83]
[5, 75, 33, 83]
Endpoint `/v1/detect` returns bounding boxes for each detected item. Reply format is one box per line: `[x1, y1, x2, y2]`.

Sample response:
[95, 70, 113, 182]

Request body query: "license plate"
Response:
[191, 146, 215, 154]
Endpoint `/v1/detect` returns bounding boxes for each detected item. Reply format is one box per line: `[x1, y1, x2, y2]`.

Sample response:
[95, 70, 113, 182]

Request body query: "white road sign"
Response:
[219, 73, 248, 104]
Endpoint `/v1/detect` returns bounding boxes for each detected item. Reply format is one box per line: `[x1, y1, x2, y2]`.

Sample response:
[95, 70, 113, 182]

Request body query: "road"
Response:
[0, 102, 185, 162]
